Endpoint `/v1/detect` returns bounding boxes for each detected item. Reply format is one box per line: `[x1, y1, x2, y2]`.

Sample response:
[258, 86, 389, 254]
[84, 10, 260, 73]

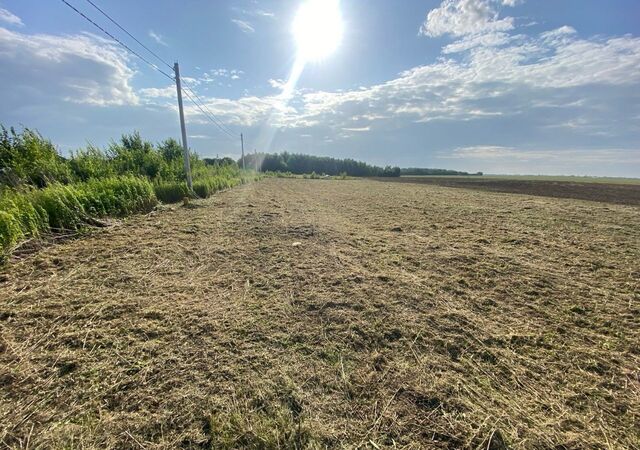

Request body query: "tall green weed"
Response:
[0, 176, 157, 258]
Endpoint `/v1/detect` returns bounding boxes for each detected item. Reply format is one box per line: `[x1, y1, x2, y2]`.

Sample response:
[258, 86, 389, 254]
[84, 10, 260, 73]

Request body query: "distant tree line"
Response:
[401, 168, 483, 176]
[236, 152, 401, 177]
[203, 157, 237, 167]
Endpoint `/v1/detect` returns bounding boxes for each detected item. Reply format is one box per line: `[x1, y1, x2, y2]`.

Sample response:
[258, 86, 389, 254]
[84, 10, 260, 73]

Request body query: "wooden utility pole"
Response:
[254, 149, 258, 172]
[174, 62, 192, 190]
[240, 133, 245, 170]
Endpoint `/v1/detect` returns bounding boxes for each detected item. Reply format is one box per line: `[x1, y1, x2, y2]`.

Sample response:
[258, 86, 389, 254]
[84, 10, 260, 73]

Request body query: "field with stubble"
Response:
[1, 178, 638, 449]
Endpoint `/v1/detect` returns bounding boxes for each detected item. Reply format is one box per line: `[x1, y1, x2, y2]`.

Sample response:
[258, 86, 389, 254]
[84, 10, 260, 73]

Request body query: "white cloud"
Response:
[231, 7, 275, 19]
[446, 146, 640, 164]
[268, 78, 286, 89]
[254, 10, 275, 18]
[180, 95, 283, 127]
[0, 27, 137, 107]
[540, 25, 577, 45]
[342, 126, 370, 132]
[144, 24, 639, 144]
[181, 76, 200, 86]
[139, 86, 175, 99]
[0, 7, 22, 27]
[231, 19, 255, 34]
[420, 0, 517, 37]
[442, 31, 511, 53]
[197, 68, 244, 84]
[148, 30, 167, 46]
[283, 31, 640, 128]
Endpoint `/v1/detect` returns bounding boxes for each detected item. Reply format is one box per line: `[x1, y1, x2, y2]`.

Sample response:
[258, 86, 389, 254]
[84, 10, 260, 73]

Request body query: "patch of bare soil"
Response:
[373, 176, 640, 205]
[1, 179, 638, 449]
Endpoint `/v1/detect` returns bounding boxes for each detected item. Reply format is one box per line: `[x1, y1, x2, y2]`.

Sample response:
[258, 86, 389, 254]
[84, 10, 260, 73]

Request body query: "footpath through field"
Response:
[1, 178, 638, 448]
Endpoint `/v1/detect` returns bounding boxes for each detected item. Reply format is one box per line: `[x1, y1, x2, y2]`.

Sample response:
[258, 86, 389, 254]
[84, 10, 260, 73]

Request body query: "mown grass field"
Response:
[0, 178, 638, 449]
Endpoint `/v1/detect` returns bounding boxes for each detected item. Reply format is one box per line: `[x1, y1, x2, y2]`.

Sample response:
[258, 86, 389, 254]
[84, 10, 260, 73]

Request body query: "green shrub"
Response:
[69, 146, 115, 181]
[0, 126, 73, 187]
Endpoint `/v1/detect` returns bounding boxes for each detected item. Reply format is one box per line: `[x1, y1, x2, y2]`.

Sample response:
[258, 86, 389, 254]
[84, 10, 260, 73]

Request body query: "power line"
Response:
[181, 82, 236, 137]
[181, 89, 237, 141]
[76, 0, 235, 140]
[59, 0, 174, 81]
[80, 0, 236, 139]
[59, 0, 244, 147]
[182, 82, 233, 133]
[82, 0, 173, 71]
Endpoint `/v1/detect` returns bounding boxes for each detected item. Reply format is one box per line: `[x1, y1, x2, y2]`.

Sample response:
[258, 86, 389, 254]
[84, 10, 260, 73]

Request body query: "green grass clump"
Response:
[192, 176, 239, 198]
[155, 171, 259, 203]
[83, 177, 157, 217]
[1, 126, 73, 187]
[208, 383, 320, 450]
[0, 176, 157, 258]
[0, 211, 23, 254]
[33, 185, 85, 230]
[0, 192, 49, 253]
[154, 182, 189, 203]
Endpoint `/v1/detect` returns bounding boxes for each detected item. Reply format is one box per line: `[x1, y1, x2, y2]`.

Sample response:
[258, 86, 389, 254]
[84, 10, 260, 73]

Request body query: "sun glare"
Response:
[293, 0, 344, 62]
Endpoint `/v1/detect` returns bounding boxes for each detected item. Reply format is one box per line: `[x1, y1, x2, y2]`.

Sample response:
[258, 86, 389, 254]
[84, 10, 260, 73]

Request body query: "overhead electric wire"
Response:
[80, 0, 237, 139]
[82, 0, 174, 71]
[60, 0, 242, 144]
[181, 83, 237, 137]
[59, 0, 175, 81]
[182, 83, 234, 133]
[181, 89, 237, 141]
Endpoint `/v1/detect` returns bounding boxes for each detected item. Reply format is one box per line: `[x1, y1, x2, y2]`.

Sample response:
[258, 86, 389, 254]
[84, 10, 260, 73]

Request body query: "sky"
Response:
[0, 0, 639, 176]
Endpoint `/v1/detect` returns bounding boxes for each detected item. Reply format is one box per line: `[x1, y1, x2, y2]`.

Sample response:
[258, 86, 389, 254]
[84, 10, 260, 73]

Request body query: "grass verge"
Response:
[0, 176, 156, 259]
[1, 173, 261, 260]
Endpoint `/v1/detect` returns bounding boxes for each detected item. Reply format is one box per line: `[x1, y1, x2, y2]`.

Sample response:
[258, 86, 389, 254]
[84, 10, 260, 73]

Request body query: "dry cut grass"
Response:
[0, 178, 638, 449]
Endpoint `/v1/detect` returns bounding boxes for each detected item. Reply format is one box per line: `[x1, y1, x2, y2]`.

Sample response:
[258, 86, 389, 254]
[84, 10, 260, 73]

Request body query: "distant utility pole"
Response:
[254, 149, 258, 172]
[174, 62, 192, 190]
[240, 133, 245, 170]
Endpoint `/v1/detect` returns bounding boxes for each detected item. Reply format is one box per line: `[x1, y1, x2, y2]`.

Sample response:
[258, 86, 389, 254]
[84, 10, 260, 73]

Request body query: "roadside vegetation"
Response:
[0, 126, 257, 259]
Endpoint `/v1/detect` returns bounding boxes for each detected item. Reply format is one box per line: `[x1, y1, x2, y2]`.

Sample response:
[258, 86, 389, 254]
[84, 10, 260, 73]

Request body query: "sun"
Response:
[293, 0, 344, 62]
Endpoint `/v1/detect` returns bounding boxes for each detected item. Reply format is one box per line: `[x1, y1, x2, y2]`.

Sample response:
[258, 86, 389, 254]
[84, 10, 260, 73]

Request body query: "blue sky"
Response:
[0, 0, 639, 176]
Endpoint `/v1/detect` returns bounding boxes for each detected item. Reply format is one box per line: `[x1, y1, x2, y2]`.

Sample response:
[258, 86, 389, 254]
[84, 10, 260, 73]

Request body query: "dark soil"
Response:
[373, 177, 640, 205]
